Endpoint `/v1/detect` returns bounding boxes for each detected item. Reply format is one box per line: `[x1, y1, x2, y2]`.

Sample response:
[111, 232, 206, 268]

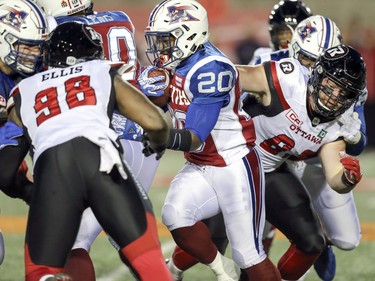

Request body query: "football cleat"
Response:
[313, 245, 336, 281]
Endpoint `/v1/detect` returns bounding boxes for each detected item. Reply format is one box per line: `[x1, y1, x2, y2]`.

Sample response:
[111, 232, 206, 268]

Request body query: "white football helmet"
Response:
[34, 0, 93, 16]
[145, 0, 209, 69]
[0, 0, 49, 75]
[289, 15, 343, 63]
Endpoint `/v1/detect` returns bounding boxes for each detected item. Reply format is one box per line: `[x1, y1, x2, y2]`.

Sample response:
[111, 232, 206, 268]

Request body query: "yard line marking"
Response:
[96, 240, 176, 281]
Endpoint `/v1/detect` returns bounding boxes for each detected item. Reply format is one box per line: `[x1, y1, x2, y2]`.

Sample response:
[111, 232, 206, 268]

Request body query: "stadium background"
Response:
[95, 0, 375, 146]
[1, 1, 374, 280]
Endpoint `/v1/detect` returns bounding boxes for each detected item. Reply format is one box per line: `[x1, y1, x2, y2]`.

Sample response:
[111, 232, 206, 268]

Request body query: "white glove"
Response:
[337, 111, 361, 144]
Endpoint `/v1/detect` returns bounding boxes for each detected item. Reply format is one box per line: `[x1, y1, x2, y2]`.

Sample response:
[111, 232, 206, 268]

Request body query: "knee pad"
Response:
[161, 204, 179, 230]
[162, 204, 195, 231]
[331, 235, 360, 251]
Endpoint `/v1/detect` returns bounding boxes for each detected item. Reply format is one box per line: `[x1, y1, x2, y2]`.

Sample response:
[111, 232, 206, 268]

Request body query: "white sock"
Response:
[167, 258, 184, 281]
[207, 251, 240, 281]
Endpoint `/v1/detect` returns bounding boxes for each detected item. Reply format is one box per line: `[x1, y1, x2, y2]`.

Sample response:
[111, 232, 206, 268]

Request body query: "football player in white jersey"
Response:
[144, 1, 282, 280]
[249, 0, 312, 65]
[1, 21, 172, 281]
[33, 1, 163, 279]
[248, 15, 366, 281]
[236, 44, 365, 280]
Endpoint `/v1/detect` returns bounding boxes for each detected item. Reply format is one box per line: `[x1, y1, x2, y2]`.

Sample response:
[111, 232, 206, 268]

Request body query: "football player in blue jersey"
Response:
[0, 0, 49, 267]
[0, 0, 48, 201]
[143, 0, 282, 280]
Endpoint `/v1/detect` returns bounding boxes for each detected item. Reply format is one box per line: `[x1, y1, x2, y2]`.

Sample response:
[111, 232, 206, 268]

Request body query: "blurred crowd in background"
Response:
[95, 0, 375, 145]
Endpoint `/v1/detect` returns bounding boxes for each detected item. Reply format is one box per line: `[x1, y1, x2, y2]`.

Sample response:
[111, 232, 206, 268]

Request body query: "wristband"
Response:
[341, 172, 355, 188]
[167, 129, 192, 152]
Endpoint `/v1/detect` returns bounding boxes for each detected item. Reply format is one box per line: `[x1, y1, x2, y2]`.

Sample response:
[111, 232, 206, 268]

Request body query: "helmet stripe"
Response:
[26, 0, 48, 34]
[148, 0, 169, 26]
[323, 17, 332, 50]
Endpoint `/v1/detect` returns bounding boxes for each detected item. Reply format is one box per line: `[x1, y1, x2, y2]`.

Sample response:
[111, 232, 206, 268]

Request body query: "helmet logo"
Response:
[325, 45, 348, 59]
[61, 0, 69, 9]
[297, 21, 317, 42]
[0, 7, 28, 32]
[167, 5, 198, 24]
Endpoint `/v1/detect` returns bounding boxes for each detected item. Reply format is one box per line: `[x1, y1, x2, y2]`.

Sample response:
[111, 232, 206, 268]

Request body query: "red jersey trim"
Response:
[269, 61, 289, 110]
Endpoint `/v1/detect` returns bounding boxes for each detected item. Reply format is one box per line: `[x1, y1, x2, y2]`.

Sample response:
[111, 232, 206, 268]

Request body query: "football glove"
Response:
[339, 151, 362, 187]
[0, 121, 23, 150]
[337, 111, 361, 144]
[111, 112, 143, 141]
[141, 132, 165, 160]
[137, 66, 168, 97]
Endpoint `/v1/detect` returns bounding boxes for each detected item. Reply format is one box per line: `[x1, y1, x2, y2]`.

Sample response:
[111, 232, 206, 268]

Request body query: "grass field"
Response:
[1, 149, 375, 280]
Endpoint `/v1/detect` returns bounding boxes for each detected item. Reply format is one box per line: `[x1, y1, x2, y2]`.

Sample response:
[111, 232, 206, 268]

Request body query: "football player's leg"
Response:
[265, 164, 325, 280]
[262, 221, 276, 255]
[63, 140, 161, 280]
[166, 213, 229, 281]
[204, 213, 229, 255]
[89, 161, 171, 281]
[64, 208, 101, 281]
[25, 143, 87, 280]
[309, 181, 361, 250]
[313, 185, 360, 281]
[213, 150, 280, 281]
[162, 164, 239, 280]
[303, 163, 360, 281]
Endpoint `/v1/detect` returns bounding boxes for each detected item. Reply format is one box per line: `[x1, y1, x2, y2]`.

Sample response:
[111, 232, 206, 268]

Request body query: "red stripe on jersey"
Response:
[185, 135, 226, 167]
[270, 61, 289, 110]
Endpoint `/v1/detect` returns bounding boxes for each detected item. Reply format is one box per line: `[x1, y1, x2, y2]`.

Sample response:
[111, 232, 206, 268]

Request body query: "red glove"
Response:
[340, 152, 362, 186]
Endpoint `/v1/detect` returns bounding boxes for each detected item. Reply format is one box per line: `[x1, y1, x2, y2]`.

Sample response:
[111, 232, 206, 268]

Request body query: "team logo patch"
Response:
[318, 129, 327, 139]
[167, 5, 199, 24]
[279, 62, 294, 74]
[0, 7, 28, 32]
[297, 21, 317, 42]
[286, 109, 303, 127]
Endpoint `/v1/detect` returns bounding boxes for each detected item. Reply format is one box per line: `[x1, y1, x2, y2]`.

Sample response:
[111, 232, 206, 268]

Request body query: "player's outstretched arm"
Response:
[236, 64, 271, 106]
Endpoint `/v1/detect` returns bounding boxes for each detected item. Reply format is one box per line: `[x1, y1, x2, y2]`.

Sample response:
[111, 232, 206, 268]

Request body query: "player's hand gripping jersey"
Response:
[248, 58, 343, 173]
[167, 41, 255, 166]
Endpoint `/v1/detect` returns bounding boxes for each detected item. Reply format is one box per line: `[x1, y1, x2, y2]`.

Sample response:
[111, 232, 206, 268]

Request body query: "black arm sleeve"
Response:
[0, 136, 31, 199]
